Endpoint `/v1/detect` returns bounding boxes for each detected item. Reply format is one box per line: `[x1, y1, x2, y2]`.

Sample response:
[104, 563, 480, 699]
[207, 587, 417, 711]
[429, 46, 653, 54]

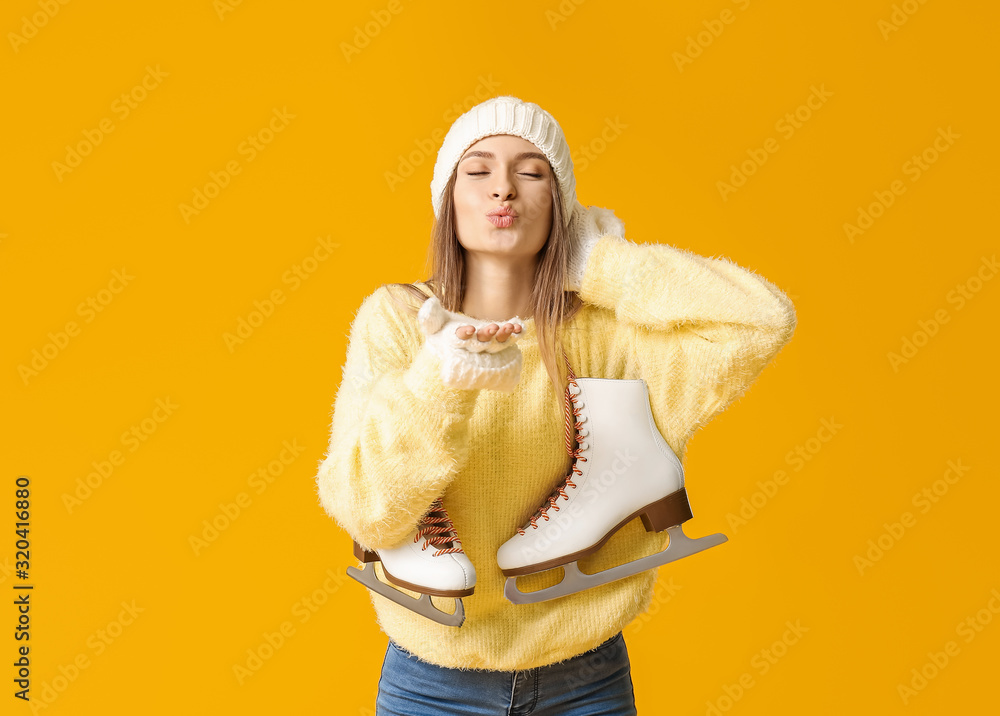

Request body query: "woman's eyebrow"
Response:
[459, 150, 547, 163]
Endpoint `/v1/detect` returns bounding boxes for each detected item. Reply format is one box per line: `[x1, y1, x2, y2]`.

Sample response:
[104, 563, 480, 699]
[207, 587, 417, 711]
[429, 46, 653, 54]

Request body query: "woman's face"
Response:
[452, 134, 554, 262]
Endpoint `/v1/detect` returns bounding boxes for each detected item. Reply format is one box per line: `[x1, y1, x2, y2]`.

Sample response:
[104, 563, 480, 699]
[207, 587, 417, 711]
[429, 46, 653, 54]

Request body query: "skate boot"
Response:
[498, 359, 727, 604]
[348, 497, 475, 626]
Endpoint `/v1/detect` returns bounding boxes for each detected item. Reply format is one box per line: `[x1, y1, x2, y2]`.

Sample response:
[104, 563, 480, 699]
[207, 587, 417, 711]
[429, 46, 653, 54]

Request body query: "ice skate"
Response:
[348, 498, 475, 626]
[498, 359, 727, 604]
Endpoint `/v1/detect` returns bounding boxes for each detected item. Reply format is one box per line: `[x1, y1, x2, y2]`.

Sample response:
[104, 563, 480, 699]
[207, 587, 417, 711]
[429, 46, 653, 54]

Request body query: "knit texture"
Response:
[316, 236, 797, 671]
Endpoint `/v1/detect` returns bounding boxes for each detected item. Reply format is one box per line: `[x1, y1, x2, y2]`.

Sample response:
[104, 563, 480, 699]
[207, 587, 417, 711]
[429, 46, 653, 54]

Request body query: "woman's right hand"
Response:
[418, 295, 526, 355]
[417, 296, 526, 392]
[454, 321, 522, 343]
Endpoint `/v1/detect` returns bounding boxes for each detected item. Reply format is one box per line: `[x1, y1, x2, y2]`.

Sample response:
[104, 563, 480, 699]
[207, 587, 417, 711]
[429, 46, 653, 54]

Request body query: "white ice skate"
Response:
[498, 361, 727, 604]
[348, 498, 475, 626]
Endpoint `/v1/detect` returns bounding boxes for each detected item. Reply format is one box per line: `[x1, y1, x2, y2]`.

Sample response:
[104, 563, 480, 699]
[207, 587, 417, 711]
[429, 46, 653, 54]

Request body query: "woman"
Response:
[316, 95, 797, 715]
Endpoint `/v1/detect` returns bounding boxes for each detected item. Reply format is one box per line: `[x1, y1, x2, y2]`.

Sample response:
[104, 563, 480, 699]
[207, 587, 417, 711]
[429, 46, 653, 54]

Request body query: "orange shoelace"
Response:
[518, 350, 588, 535]
[414, 497, 465, 556]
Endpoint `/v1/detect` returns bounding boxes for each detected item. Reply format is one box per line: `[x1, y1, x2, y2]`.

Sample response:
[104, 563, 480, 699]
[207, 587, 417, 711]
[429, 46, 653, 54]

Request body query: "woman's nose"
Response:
[491, 177, 515, 199]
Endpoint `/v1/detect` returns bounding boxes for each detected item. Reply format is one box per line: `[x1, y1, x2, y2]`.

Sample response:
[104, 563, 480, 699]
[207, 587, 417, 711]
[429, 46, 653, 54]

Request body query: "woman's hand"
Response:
[454, 322, 522, 343]
[418, 295, 525, 355]
[417, 295, 526, 392]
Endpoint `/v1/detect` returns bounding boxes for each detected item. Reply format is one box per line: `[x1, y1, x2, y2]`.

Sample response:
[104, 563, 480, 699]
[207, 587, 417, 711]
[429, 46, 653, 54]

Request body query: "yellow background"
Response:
[3, 0, 998, 713]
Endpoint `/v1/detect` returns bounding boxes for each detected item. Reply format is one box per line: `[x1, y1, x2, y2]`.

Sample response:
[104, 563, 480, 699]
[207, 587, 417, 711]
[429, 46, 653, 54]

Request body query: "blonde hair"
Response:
[382, 164, 582, 406]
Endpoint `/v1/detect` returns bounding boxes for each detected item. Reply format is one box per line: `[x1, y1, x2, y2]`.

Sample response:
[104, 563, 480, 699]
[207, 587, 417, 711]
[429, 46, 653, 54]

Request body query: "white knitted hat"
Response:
[431, 95, 578, 228]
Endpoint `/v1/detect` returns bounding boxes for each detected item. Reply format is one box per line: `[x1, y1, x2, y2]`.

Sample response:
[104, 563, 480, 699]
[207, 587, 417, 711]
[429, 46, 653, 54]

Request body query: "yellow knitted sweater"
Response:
[316, 235, 797, 671]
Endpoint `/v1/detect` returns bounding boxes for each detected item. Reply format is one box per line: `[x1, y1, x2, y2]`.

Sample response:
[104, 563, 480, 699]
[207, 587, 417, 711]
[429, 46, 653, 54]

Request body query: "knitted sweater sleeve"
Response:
[578, 235, 797, 437]
[315, 286, 480, 550]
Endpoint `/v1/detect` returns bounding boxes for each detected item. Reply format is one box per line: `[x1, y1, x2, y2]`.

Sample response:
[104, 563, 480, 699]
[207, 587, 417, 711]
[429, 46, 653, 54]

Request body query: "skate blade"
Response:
[347, 562, 466, 627]
[504, 525, 728, 605]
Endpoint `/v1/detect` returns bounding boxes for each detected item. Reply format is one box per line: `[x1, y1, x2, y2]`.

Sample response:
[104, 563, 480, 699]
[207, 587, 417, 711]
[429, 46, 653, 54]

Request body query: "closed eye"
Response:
[466, 172, 543, 177]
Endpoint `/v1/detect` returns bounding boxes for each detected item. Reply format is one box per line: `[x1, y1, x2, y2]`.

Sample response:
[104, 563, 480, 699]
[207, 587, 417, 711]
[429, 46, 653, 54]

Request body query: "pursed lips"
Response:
[487, 206, 517, 227]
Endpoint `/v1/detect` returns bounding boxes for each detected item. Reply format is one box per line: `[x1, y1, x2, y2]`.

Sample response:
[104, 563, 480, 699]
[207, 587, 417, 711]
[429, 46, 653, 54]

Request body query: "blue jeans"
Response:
[375, 631, 637, 715]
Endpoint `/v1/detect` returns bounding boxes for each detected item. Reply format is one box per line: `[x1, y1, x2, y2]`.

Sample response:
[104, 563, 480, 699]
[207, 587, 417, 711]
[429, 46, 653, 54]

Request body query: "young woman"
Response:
[316, 95, 797, 715]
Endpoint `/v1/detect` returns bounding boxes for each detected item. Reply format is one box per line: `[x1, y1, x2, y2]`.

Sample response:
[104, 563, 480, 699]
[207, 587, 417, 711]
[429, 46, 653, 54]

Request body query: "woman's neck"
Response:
[461, 256, 536, 321]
